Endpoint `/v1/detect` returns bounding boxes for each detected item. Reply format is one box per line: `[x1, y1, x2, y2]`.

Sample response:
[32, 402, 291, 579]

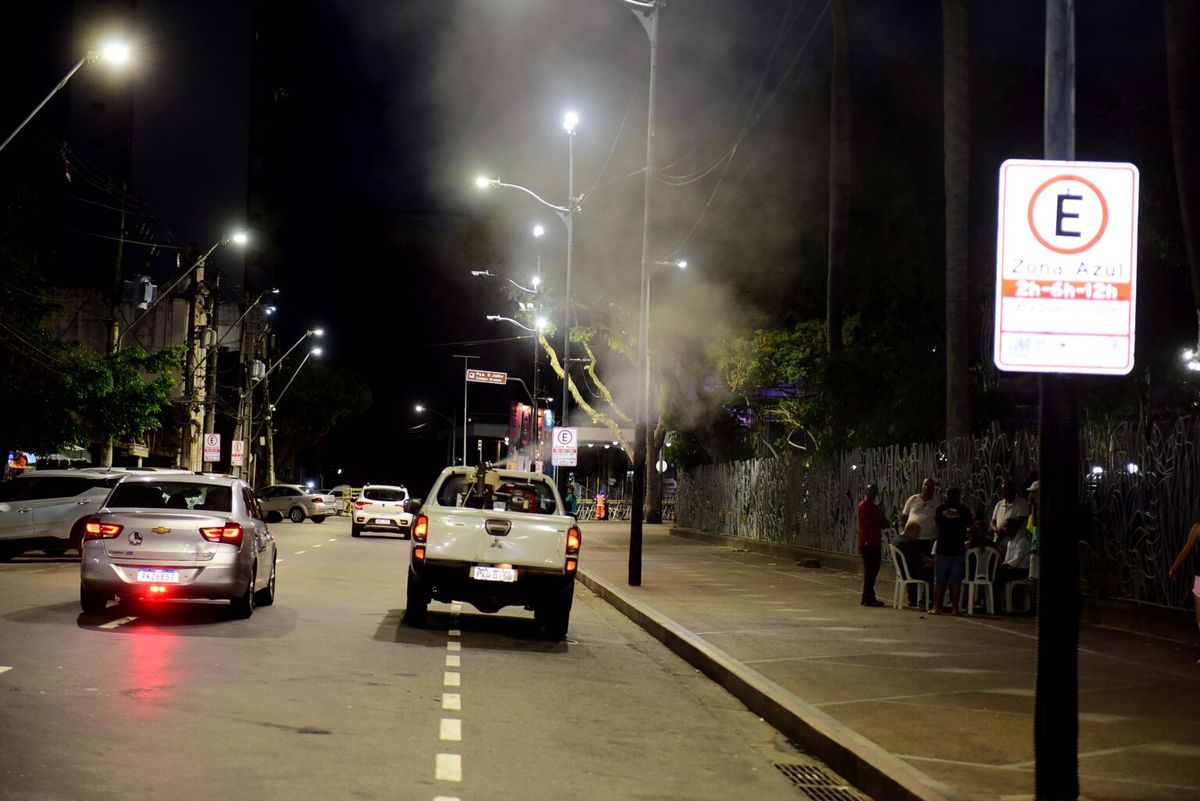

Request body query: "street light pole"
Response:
[453, 354, 479, 465]
[628, 0, 660, 587]
[562, 112, 578, 442]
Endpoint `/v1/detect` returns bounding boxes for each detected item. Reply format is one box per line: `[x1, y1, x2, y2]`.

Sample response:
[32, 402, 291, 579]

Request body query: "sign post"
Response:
[551, 427, 577, 468]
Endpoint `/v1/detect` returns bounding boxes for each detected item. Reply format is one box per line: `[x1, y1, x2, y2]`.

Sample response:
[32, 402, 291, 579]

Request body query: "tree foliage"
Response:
[61, 346, 182, 446]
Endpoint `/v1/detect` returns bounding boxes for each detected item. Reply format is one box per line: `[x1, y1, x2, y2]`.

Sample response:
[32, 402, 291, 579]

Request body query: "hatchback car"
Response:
[79, 474, 277, 617]
[255, 484, 330, 523]
[0, 468, 188, 560]
[351, 484, 412, 537]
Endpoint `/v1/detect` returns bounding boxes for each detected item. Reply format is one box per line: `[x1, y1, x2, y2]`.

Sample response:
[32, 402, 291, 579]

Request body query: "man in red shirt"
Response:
[857, 483, 888, 607]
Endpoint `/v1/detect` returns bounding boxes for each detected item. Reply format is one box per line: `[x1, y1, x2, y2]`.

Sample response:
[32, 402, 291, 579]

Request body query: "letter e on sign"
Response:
[994, 159, 1139, 376]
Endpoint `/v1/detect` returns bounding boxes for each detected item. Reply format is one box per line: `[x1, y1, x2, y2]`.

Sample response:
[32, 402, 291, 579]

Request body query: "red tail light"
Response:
[353, 500, 367, 510]
[413, 546, 426, 562]
[413, 514, 429, 543]
[312, 497, 325, 504]
[84, 518, 123, 539]
[566, 526, 581, 555]
[566, 558, 578, 573]
[200, 522, 244, 546]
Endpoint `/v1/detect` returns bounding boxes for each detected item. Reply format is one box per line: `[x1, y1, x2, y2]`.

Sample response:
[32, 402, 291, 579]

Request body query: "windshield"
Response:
[436, 473, 558, 515]
[108, 481, 233, 512]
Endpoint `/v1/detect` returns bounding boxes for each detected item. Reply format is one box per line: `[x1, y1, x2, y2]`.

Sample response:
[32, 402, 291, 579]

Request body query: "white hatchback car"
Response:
[351, 484, 412, 538]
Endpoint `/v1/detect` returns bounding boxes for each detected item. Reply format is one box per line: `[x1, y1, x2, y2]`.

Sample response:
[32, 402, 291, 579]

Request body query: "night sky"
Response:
[2, 1, 1189, 493]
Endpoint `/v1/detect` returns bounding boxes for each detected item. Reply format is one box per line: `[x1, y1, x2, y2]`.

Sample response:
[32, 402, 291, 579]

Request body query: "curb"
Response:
[576, 568, 959, 801]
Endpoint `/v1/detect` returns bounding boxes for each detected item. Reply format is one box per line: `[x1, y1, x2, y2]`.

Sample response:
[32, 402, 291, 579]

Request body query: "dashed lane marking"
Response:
[99, 616, 137, 629]
[447, 641, 461, 652]
[313, 544, 322, 548]
[446, 654, 460, 667]
[0, 667, 11, 675]
[433, 796, 462, 801]
[448, 628, 461, 637]
[294, 550, 307, 555]
[440, 718, 462, 741]
[443, 672, 460, 687]
[328, 538, 336, 542]
[442, 693, 461, 711]
[435, 753, 462, 782]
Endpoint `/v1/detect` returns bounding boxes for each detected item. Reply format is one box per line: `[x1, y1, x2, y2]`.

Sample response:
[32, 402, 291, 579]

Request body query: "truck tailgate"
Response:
[424, 507, 568, 570]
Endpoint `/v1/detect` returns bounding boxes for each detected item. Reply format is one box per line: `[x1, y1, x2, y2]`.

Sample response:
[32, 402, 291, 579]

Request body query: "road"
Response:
[0, 515, 831, 801]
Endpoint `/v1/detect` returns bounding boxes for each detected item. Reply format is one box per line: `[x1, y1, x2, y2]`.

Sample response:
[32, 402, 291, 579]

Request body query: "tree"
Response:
[943, 0, 972, 441]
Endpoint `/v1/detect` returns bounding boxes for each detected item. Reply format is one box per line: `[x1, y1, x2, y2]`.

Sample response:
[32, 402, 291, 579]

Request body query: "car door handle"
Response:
[18, 508, 32, 514]
[76, 500, 92, 505]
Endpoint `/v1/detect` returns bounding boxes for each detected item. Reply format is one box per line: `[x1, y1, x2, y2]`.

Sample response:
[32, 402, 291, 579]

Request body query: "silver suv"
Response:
[0, 468, 187, 559]
[351, 484, 412, 538]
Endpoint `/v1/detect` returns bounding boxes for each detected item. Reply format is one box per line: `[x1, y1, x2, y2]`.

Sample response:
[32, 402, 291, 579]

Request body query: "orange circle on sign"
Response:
[1026, 174, 1108, 255]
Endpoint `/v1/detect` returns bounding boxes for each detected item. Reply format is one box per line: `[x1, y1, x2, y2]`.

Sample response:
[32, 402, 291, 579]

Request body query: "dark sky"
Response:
[2, 0, 1186, 489]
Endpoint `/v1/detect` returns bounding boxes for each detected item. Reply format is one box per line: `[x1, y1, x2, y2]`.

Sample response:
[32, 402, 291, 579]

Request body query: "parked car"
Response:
[79, 473, 276, 617]
[0, 467, 188, 560]
[254, 484, 330, 523]
[351, 483, 411, 537]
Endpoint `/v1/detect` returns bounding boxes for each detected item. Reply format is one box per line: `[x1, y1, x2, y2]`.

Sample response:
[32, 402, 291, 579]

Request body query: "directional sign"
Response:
[552, 427, 577, 467]
[466, 368, 508, 385]
[994, 159, 1139, 375]
[203, 433, 221, 463]
[230, 439, 246, 467]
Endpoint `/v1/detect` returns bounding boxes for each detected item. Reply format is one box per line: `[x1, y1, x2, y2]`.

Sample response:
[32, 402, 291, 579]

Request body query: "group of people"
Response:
[856, 476, 1039, 613]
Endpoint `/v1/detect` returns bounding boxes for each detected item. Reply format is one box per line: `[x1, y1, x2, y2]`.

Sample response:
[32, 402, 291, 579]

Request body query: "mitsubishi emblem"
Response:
[128, 531, 143, 546]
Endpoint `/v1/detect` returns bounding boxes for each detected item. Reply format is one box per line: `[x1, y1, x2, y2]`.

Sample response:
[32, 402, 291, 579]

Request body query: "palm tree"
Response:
[943, 0, 972, 441]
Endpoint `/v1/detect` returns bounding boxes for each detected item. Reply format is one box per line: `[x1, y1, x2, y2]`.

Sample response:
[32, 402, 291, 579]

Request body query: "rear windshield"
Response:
[435, 474, 558, 515]
[108, 481, 233, 512]
[363, 487, 407, 502]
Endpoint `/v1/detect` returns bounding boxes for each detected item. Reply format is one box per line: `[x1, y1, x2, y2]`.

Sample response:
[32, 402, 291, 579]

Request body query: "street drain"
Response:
[775, 764, 868, 801]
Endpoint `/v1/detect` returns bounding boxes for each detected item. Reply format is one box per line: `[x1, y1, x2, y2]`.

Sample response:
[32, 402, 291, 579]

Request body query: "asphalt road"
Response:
[0, 515, 833, 801]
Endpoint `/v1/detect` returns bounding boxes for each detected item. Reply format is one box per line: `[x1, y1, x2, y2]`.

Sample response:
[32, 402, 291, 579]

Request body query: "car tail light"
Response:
[353, 500, 367, 510]
[413, 514, 429, 543]
[566, 526, 581, 555]
[312, 497, 325, 504]
[200, 522, 244, 546]
[566, 558, 578, 573]
[83, 518, 123, 539]
[148, 585, 169, 597]
[413, 546, 426, 562]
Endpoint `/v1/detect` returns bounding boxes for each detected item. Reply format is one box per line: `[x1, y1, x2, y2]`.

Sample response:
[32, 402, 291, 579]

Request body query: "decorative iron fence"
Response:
[678, 419, 1200, 610]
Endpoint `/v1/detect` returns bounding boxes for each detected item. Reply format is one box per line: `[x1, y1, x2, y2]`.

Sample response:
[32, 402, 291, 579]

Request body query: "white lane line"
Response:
[276, 559, 284, 563]
[442, 693, 461, 710]
[448, 628, 461, 637]
[435, 753, 462, 782]
[433, 797, 462, 801]
[294, 550, 307, 555]
[440, 718, 462, 741]
[446, 654, 461, 668]
[313, 544, 322, 548]
[443, 672, 460, 687]
[327, 538, 337, 542]
[99, 616, 137, 629]
[0, 667, 11, 675]
[447, 641, 461, 652]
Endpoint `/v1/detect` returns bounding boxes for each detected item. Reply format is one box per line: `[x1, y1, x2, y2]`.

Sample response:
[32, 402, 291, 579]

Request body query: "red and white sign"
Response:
[994, 159, 1139, 375]
[230, 439, 246, 467]
[466, 368, 508, 385]
[552, 427, 577, 467]
[203, 433, 221, 463]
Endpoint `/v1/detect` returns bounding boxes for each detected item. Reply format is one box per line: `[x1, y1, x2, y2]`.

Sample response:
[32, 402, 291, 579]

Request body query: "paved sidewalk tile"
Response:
[577, 521, 1200, 801]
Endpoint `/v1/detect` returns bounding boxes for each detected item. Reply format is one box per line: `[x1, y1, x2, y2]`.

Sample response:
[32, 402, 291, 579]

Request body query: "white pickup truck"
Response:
[405, 465, 582, 639]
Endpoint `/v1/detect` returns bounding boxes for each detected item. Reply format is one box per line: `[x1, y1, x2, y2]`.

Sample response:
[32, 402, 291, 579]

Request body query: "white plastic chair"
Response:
[962, 547, 999, 615]
[1004, 578, 1034, 613]
[888, 543, 928, 611]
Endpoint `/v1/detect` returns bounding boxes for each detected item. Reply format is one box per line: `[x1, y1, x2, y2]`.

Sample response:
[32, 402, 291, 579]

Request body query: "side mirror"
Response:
[265, 510, 283, 524]
[408, 499, 423, 515]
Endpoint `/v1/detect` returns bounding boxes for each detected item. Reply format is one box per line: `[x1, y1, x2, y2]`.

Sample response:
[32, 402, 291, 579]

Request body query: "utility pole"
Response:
[202, 271, 221, 470]
[100, 184, 127, 467]
[180, 248, 209, 471]
[264, 367, 276, 485]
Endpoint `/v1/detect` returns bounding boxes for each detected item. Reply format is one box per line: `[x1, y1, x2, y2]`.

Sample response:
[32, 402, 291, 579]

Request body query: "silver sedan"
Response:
[79, 474, 277, 618]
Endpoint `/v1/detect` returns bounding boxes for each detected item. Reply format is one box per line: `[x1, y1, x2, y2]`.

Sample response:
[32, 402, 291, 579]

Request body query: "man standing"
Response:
[932, 487, 972, 615]
[901, 478, 939, 555]
[990, 479, 1030, 550]
[857, 483, 888, 607]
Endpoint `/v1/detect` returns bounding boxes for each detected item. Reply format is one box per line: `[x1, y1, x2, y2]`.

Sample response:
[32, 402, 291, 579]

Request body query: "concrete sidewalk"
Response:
[576, 522, 1200, 801]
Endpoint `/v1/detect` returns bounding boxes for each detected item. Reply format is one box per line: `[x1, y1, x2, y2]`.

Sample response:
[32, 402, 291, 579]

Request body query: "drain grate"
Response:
[775, 764, 869, 801]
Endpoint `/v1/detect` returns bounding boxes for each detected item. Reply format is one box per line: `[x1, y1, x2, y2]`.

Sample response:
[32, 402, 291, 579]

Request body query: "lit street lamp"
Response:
[0, 41, 132, 155]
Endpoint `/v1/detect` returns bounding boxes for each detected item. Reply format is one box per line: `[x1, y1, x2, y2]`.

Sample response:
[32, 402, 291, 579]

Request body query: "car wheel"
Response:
[254, 558, 276, 607]
[0, 549, 16, 562]
[80, 584, 108, 614]
[288, 507, 305, 524]
[311, 515, 326, 524]
[231, 567, 256, 619]
[403, 571, 429, 627]
[536, 582, 575, 641]
[351, 523, 362, 537]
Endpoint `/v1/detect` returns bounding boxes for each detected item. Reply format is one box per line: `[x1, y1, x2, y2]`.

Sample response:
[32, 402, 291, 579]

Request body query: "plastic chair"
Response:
[1004, 578, 1034, 613]
[888, 543, 928, 611]
[962, 547, 999, 615]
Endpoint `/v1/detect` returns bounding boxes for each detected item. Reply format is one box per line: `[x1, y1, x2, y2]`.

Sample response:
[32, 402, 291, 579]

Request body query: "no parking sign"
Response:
[552, 427, 577, 467]
[203, 433, 220, 463]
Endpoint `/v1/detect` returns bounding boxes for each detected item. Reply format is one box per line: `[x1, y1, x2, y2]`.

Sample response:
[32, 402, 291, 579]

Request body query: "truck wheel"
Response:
[404, 572, 429, 627]
[311, 516, 326, 524]
[351, 523, 362, 537]
[288, 507, 306, 524]
[536, 582, 575, 640]
[80, 584, 108, 614]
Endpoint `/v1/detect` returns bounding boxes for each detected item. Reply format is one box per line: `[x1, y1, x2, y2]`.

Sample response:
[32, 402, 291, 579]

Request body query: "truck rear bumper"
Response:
[412, 560, 575, 613]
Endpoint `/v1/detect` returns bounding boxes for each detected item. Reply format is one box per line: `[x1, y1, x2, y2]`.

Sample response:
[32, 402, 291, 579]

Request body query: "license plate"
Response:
[136, 568, 179, 583]
[471, 566, 517, 583]
[373, 518, 393, 525]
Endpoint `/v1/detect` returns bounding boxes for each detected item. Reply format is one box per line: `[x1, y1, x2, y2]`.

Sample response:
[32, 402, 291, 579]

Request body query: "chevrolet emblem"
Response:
[152, 526, 171, 535]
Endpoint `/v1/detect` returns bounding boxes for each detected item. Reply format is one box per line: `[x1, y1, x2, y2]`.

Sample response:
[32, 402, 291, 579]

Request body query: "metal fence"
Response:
[677, 419, 1200, 610]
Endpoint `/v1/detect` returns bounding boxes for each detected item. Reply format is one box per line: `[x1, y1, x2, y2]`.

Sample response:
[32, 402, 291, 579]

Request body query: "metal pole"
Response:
[630, 1, 659, 587]
[562, 132, 575, 434]
[203, 272, 221, 468]
[0, 55, 88, 155]
[1035, 2, 1079, 799]
[453, 355, 478, 466]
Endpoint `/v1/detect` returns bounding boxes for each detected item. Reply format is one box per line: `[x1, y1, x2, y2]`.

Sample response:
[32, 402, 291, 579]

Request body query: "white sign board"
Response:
[230, 439, 246, 467]
[466, 368, 508, 385]
[203, 433, 221, 463]
[552, 427, 577, 467]
[994, 159, 1139, 375]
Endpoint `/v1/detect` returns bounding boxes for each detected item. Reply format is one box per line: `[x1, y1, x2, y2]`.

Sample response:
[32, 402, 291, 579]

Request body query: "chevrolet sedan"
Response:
[79, 474, 277, 618]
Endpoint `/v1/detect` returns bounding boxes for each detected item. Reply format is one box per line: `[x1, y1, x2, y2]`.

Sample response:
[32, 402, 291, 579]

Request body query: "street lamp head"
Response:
[98, 41, 132, 66]
[531, 275, 542, 289]
[265, 306, 276, 315]
[415, 404, 426, 413]
[308, 327, 325, 337]
[676, 260, 688, 270]
[229, 231, 249, 246]
[475, 176, 494, 190]
[532, 224, 545, 239]
[535, 316, 548, 331]
[562, 110, 579, 134]
[485, 315, 501, 321]
[311, 347, 323, 356]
